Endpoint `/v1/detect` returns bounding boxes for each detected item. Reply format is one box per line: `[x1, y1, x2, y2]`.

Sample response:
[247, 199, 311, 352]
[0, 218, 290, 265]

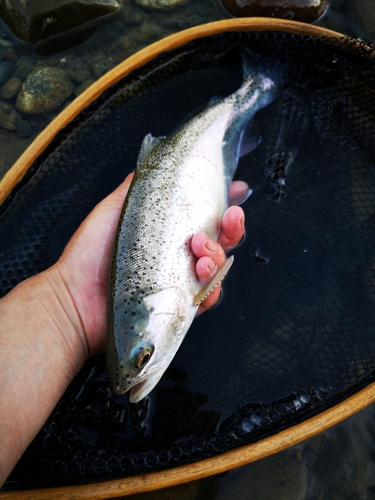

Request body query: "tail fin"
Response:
[240, 47, 287, 92]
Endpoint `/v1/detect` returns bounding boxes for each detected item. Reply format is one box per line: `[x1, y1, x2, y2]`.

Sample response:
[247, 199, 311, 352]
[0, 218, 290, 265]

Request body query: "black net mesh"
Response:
[2, 31, 375, 487]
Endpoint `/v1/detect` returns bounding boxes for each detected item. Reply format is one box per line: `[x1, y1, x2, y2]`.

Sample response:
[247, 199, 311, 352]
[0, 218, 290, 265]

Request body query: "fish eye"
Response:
[130, 342, 154, 370]
[139, 351, 151, 368]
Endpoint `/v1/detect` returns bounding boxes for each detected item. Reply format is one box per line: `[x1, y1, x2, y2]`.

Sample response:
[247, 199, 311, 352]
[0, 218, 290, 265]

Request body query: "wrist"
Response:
[2, 266, 88, 386]
[0, 267, 88, 485]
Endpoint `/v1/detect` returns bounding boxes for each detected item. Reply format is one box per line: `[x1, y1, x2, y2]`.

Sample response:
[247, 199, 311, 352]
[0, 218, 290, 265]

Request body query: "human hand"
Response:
[192, 180, 248, 314]
[48, 174, 247, 361]
[0, 174, 247, 485]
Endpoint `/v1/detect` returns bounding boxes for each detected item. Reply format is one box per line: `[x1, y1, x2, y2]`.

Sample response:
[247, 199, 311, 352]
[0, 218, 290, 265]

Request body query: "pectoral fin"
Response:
[238, 129, 261, 158]
[194, 255, 234, 307]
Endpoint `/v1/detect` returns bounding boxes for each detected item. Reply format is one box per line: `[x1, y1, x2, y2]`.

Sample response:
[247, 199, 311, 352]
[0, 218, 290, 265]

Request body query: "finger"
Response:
[57, 172, 135, 355]
[92, 172, 134, 217]
[197, 284, 222, 315]
[196, 255, 216, 282]
[192, 238, 226, 316]
[195, 256, 222, 315]
[191, 232, 226, 268]
[218, 206, 245, 252]
[228, 180, 251, 206]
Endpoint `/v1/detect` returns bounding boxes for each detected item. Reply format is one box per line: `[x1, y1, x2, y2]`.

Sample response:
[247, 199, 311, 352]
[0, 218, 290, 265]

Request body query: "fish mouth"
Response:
[128, 378, 150, 403]
[128, 375, 161, 403]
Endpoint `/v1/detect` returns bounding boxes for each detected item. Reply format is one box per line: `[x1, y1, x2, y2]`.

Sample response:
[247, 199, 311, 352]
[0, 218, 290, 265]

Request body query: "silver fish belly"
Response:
[107, 52, 283, 402]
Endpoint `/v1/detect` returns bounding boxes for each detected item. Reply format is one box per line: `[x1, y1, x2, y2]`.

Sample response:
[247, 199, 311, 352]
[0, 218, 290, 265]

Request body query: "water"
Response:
[127, 401, 375, 499]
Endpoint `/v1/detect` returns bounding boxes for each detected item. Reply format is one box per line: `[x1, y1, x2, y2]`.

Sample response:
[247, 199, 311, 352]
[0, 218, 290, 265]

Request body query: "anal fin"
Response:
[194, 255, 234, 307]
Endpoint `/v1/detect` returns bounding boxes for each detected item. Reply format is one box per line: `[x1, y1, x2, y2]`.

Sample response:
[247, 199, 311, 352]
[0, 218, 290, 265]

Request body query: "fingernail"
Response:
[229, 208, 237, 221]
[205, 238, 217, 252]
[208, 262, 217, 275]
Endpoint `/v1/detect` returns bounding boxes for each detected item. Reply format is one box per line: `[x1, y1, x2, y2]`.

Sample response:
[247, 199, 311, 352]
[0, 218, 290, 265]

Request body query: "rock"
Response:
[74, 67, 91, 83]
[15, 115, 33, 138]
[74, 77, 95, 96]
[0, 0, 121, 45]
[221, 0, 330, 23]
[345, 0, 375, 40]
[116, 35, 133, 51]
[91, 62, 107, 79]
[0, 102, 13, 114]
[134, 0, 186, 9]
[0, 38, 13, 48]
[0, 63, 13, 85]
[0, 104, 19, 131]
[0, 131, 34, 180]
[13, 58, 35, 81]
[5, 47, 19, 63]
[120, 2, 146, 25]
[16, 66, 74, 114]
[132, 19, 165, 42]
[216, 451, 308, 500]
[0, 77, 22, 99]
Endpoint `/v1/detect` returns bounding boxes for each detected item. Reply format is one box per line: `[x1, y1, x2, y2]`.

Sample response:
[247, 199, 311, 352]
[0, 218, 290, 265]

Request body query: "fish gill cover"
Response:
[2, 31, 375, 487]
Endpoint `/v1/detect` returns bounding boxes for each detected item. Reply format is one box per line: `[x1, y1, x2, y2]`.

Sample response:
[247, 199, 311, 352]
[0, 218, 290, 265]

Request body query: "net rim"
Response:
[0, 18, 343, 205]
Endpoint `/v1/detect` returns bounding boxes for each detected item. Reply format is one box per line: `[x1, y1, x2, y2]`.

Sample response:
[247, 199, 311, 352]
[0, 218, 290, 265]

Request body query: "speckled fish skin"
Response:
[107, 52, 283, 402]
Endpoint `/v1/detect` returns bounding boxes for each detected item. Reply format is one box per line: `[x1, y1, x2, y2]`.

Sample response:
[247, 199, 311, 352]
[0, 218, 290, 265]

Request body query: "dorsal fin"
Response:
[194, 256, 234, 307]
[137, 133, 166, 167]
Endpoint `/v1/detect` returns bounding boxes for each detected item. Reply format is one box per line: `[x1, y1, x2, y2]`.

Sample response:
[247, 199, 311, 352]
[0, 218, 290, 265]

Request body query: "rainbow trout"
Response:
[107, 52, 283, 402]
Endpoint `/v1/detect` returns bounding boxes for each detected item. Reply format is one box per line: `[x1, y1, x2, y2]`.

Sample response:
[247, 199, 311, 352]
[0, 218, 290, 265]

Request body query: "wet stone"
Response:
[0, 0, 121, 44]
[91, 62, 107, 79]
[134, 0, 186, 8]
[346, 0, 375, 40]
[116, 35, 133, 51]
[0, 131, 33, 179]
[221, 0, 330, 23]
[0, 104, 19, 131]
[132, 19, 165, 42]
[120, 2, 146, 26]
[74, 78, 96, 96]
[0, 77, 22, 99]
[5, 47, 19, 63]
[0, 38, 12, 48]
[13, 58, 36, 81]
[74, 67, 91, 83]
[0, 63, 13, 85]
[0, 102, 12, 114]
[15, 115, 33, 138]
[16, 66, 74, 114]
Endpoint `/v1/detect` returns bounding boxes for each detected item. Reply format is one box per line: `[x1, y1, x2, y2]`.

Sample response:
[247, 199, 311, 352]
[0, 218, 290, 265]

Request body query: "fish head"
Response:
[106, 286, 197, 403]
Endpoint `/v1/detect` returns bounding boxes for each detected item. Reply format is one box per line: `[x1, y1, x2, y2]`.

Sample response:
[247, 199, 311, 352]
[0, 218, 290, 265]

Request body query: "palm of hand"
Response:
[56, 174, 247, 356]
